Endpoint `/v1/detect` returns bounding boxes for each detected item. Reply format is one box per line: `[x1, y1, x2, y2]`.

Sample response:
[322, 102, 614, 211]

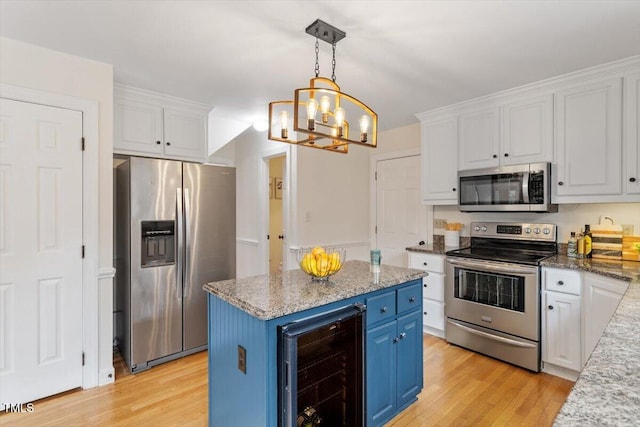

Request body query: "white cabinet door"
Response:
[582, 273, 628, 363]
[163, 107, 206, 161]
[554, 77, 623, 201]
[114, 98, 164, 156]
[420, 117, 458, 204]
[458, 107, 500, 170]
[501, 94, 553, 166]
[624, 71, 640, 196]
[543, 291, 582, 371]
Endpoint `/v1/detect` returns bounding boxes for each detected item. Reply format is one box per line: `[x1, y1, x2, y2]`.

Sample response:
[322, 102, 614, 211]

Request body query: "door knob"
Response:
[548, 305, 554, 310]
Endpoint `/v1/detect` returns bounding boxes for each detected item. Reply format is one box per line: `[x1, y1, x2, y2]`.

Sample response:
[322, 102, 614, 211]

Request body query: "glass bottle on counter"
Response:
[567, 232, 578, 258]
[577, 233, 585, 259]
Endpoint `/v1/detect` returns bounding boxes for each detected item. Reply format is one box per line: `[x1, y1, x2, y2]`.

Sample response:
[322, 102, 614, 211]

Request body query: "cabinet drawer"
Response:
[544, 268, 581, 295]
[408, 253, 445, 273]
[422, 299, 445, 330]
[423, 273, 444, 302]
[366, 291, 396, 326]
[397, 282, 422, 314]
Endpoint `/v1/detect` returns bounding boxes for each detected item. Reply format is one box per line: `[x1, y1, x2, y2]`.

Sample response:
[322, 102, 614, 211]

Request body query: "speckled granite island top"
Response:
[203, 260, 427, 321]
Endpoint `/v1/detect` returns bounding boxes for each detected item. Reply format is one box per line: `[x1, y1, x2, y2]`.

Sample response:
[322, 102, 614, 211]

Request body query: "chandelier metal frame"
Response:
[268, 19, 378, 154]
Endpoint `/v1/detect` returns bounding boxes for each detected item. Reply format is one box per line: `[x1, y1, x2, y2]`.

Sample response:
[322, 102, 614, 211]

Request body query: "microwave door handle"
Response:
[474, 186, 479, 204]
[522, 172, 530, 204]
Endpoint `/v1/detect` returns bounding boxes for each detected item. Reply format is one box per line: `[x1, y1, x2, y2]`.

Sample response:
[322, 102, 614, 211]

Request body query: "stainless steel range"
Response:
[445, 222, 557, 372]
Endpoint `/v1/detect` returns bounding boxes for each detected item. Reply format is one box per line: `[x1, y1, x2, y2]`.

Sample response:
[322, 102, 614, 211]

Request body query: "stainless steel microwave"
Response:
[458, 162, 557, 212]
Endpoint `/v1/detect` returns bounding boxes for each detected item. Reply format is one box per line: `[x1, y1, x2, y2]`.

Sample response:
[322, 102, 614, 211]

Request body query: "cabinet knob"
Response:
[492, 154, 497, 159]
[399, 332, 406, 340]
[423, 262, 428, 266]
[380, 306, 387, 313]
[409, 297, 416, 303]
[452, 188, 456, 192]
[548, 305, 554, 310]
[393, 336, 400, 343]
[156, 140, 161, 145]
[630, 177, 637, 183]
[504, 153, 509, 157]
[423, 311, 427, 315]
[423, 284, 428, 288]
[558, 181, 564, 186]
[557, 280, 564, 285]
[166, 142, 171, 146]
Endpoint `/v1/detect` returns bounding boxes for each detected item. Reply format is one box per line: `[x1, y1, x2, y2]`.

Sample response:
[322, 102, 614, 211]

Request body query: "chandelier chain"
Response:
[314, 38, 320, 78]
[331, 42, 337, 82]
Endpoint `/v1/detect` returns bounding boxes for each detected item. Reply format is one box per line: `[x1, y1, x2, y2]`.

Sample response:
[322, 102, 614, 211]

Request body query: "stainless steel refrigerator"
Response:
[115, 156, 235, 373]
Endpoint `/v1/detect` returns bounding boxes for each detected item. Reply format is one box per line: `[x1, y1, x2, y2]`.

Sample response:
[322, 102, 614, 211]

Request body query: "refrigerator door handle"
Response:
[184, 188, 192, 296]
[176, 187, 184, 299]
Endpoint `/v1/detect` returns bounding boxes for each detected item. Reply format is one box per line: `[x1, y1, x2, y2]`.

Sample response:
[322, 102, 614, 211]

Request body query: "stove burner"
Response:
[446, 222, 558, 266]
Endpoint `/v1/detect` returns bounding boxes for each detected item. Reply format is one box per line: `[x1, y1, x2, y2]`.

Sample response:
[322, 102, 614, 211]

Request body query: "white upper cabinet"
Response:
[115, 97, 164, 156]
[416, 56, 639, 205]
[624, 71, 640, 196]
[501, 94, 554, 166]
[114, 85, 210, 163]
[458, 107, 500, 170]
[554, 77, 623, 202]
[457, 95, 553, 171]
[420, 116, 458, 204]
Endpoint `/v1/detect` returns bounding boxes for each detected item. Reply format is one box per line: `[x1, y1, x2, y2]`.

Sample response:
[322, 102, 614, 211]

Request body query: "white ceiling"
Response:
[1, 0, 639, 131]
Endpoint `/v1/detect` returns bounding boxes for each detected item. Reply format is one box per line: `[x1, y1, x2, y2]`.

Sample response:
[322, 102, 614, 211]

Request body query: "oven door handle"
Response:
[446, 257, 538, 275]
[447, 320, 536, 349]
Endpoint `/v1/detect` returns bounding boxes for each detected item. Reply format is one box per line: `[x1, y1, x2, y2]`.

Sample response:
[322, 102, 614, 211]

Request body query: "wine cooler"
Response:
[278, 304, 366, 427]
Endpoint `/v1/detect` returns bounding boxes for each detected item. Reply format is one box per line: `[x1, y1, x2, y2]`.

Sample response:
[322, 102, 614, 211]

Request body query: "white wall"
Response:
[0, 37, 114, 385]
[296, 143, 371, 262]
[375, 122, 421, 153]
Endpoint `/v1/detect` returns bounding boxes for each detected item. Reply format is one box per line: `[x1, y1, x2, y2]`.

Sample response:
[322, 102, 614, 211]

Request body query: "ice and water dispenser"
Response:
[141, 220, 176, 267]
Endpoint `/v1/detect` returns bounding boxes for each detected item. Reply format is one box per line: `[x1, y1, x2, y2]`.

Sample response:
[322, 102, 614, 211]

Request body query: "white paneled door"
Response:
[0, 98, 83, 403]
[376, 155, 427, 267]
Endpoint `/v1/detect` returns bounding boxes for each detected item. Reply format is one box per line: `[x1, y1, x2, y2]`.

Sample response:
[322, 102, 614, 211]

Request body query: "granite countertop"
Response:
[541, 255, 640, 282]
[553, 277, 640, 426]
[203, 260, 427, 321]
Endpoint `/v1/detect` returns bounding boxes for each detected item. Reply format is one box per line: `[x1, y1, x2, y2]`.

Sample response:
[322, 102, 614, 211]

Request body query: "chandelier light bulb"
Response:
[334, 107, 345, 137]
[306, 98, 319, 130]
[359, 115, 370, 142]
[320, 95, 331, 123]
[279, 110, 289, 139]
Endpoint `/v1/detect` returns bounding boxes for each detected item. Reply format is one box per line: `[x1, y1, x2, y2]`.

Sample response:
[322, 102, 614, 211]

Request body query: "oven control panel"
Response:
[470, 222, 556, 242]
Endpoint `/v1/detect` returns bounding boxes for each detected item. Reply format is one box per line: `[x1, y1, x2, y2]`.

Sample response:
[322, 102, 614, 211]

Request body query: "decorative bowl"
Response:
[297, 246, 346, 281]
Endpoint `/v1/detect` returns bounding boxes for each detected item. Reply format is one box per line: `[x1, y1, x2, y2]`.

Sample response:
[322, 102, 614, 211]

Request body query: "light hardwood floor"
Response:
[0, 335, 573, 426]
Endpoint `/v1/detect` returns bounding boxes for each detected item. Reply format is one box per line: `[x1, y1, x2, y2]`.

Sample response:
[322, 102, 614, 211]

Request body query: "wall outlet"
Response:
[622, 224, 634, 235]
[434, 218, 447, 229]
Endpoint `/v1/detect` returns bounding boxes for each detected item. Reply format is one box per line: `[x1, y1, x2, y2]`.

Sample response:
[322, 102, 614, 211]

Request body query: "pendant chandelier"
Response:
[268, 19, 378, 154]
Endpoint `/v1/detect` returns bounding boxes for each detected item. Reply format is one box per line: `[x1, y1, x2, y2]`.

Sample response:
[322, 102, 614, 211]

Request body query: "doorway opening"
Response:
[269, 155, 285, 273]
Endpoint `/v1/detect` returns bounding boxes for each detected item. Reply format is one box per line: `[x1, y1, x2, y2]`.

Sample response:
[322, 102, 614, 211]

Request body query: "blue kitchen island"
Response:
[203, 260, 427, 427]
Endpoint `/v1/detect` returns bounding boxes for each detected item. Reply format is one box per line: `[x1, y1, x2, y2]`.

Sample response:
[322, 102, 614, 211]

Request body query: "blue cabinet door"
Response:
[396, 310, 423, 409]
[366, 320, 396, 426]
